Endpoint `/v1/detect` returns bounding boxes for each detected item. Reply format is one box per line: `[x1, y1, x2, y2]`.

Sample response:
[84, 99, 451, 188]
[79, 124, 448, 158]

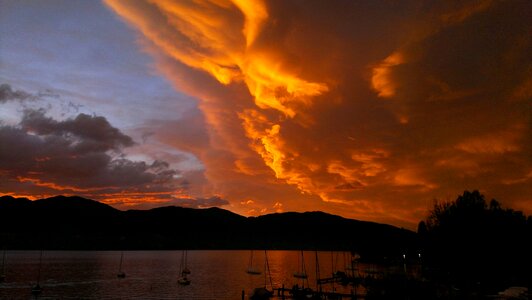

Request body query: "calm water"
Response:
[0, 250, 375, 299]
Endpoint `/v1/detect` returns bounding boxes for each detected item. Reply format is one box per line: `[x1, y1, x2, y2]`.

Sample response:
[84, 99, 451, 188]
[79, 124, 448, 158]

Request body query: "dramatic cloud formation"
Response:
[105, 0, 531, 228]
[0, 84, 228, 210]
[0, 83, 35, 103]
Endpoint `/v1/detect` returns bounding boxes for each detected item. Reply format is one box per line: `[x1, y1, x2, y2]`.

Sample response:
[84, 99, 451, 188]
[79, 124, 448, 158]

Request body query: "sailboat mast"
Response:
[1, 248, 6, 281]
[1, 248, 5, 274]
[315, 250, 321, 292]
[180, 250, 184, 273]
[302, 250, 309, 287]
[118, 251, 124, 272]
[180, 249, 191, 275]
[264, 250, 273, 289]
[330, 251, 335, 291]
[263, 251, 267, 287]
[184, 250, 188, 269]
[37, 250, 43, 284]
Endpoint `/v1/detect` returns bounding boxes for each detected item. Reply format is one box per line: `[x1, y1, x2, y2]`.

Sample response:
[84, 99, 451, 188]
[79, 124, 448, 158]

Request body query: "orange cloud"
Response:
[105, 0, 328, 118]
[393, 168, 438, 191]
[371, 52, 404, 98]
[273, 201, 283, 212]
[104, 0, 531, 229]
[455, 126, 524, 154]
[16, 176, 97, 193]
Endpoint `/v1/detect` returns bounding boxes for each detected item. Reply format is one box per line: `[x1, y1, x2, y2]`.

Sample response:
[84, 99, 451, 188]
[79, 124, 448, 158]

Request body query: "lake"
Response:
[0, 250, 382, 299]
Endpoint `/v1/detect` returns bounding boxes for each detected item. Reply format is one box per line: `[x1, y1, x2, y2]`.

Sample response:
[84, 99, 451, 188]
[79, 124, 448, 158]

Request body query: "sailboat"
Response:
[291, 250, 312, 298]
[117, 251, 126, 278]
[0, 248, 6, 283]
[246, 250, 262, 275]
[250, 250, 273, 300]
[31, 250, 43, 295]
[177, 250, 191, 285]
[293, 250, 308, 279]
[345, 251, 357, 271]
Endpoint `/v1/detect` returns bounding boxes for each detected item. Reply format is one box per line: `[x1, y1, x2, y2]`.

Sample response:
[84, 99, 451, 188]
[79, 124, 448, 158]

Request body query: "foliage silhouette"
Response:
[420, 190, 530, 293]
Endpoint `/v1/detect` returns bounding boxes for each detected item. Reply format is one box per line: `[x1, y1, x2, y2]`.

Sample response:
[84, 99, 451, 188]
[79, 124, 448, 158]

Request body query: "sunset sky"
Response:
[0, 0, 530, 229]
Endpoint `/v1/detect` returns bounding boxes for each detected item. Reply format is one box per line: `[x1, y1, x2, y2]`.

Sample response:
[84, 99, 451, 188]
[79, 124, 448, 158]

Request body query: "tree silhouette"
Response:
[420, 190, 530, 293]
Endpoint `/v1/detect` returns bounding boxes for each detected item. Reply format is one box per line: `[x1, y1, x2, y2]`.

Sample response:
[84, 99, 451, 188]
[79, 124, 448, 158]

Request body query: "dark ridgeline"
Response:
[0, 195, 415, 260]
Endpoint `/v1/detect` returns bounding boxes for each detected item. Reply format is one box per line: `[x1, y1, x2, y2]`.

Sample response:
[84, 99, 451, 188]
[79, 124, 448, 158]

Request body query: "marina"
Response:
[0, 250, 420, 299]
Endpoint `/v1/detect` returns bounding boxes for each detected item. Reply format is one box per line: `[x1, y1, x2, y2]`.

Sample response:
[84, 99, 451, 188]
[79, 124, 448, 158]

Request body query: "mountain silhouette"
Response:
[0, 195, 416, 258]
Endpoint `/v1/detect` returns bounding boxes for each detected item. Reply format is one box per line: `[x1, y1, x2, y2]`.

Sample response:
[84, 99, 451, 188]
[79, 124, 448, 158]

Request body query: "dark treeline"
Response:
[0, 195, 415, 261]
[418, 190, 531, 294]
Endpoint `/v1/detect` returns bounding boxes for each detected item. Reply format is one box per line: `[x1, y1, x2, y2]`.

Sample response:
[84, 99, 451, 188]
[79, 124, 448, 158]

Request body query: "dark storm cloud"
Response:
[0, 83, 35, 103]
[0, 83, 193, 203]
[20, 109, 134, 152]
[0, 109, 177, 190]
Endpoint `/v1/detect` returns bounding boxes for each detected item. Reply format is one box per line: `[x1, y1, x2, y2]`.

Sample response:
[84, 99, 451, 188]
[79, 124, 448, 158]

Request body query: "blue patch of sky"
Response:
[0, 0, 203, 171]
[0, 0, 196, 127]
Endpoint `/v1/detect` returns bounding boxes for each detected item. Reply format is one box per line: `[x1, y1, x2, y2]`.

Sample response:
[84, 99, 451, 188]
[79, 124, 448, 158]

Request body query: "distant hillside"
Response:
[0, 195, 416, 259]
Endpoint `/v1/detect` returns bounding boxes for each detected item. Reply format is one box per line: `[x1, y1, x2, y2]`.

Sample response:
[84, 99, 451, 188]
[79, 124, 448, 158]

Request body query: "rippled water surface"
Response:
[0, 250, 371, 299]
